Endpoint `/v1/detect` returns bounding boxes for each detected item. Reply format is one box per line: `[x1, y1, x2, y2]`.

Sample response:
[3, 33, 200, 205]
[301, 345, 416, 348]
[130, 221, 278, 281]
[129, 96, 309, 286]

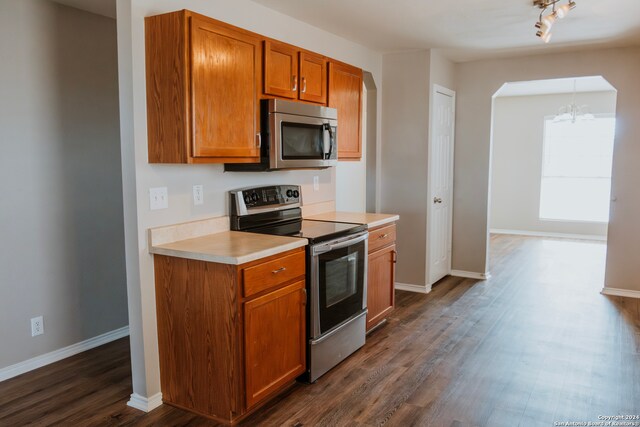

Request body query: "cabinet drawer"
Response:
[368, 224, 396, 253]
[243, 251, 305, 298]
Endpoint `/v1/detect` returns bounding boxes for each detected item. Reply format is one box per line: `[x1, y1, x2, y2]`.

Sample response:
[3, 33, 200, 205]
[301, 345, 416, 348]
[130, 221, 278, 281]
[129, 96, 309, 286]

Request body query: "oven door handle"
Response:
[312, 231, 368, 256]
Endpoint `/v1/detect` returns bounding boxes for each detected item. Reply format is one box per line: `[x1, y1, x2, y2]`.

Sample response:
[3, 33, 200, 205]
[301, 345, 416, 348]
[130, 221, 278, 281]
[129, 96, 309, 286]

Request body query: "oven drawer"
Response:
[243, 251, 305, 298]
[368, 224, 396, 253]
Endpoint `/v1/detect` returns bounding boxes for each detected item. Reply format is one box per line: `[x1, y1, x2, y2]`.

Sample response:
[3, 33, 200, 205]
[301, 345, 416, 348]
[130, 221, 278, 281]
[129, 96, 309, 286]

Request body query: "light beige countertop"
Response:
[149, 231, 308, 265]
[305, 211, 399, 229]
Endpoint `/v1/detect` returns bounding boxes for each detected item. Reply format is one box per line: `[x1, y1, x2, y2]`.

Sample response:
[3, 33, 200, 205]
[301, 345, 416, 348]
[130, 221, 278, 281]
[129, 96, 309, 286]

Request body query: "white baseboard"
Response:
[0, 325, 129, 382]
[450, 270, 491, 281]
[490, 228, 606, 241]
[395, 282, 432, 294]
[127, 392, 163, 412]
[601, 287, 640, 299]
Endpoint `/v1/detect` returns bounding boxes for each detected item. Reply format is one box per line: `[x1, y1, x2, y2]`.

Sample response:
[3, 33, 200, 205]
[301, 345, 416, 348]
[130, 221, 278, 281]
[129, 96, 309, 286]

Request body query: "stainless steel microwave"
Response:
[225, 99, 338, 171]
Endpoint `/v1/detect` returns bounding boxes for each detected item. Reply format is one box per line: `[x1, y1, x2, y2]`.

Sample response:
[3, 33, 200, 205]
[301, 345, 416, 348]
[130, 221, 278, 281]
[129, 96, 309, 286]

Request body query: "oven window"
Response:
[325, 253, 358, 307]
[281, 122, 324, 159]
[317, 238, 366, 334]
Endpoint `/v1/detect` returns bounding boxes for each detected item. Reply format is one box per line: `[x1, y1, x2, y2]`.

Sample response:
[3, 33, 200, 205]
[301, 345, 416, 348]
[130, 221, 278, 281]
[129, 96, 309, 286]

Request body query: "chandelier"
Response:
[553, 79, 594, 123]
[533, 0, 576, 43]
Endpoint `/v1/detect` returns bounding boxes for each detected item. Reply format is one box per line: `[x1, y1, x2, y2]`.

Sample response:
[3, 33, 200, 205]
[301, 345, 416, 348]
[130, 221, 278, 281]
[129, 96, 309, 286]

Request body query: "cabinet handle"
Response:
[302, 288, 307, 305]
[392, 250, 397, 264]
[292, 75, 298, 92]
[256, 133, 261, 148]
[272, 267, 286, 274]
[301, 77, 307, 93]
[378, 233, 389, 239]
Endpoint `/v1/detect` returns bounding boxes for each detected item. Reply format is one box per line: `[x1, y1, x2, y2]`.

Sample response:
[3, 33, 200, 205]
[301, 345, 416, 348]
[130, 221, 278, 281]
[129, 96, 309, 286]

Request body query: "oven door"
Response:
[310, 232, 368, 338]
[271, 113, 337, 169]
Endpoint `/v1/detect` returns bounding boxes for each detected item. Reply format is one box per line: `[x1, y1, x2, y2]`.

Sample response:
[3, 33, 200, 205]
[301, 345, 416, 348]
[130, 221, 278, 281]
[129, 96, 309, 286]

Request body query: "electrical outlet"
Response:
[313, 176, 320, 192]
[149, 187, 168, 210]
[193, 185, 204, 206]
[31, 316, 44, 337]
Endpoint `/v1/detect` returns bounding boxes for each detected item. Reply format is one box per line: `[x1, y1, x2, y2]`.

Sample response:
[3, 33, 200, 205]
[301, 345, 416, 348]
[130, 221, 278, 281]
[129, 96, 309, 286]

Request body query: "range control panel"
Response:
[230, 185, 301, 216]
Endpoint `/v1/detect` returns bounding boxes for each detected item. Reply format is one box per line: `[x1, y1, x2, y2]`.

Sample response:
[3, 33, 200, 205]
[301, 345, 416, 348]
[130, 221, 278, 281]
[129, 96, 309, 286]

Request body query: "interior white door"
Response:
[428, 86, 455, 285]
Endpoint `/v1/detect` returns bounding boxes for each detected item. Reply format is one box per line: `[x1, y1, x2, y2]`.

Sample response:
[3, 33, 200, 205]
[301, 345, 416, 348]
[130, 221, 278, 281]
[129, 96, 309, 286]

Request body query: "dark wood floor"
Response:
[1, 235, 638, 426]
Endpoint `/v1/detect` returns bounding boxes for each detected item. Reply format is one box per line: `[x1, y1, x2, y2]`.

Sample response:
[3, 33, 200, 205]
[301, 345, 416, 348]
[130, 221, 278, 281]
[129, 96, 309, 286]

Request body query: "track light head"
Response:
[536, 30, 552, 43]
[533, 0, 575, 42]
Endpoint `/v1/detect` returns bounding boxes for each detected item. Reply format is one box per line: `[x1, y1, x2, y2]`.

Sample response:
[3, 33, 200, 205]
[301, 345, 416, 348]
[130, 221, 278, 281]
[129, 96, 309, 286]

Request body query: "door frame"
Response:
[426, 84, 456, 287]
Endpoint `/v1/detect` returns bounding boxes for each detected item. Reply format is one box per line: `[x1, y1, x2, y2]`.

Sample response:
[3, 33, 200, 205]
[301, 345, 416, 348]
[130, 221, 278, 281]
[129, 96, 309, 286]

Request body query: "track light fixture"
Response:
[533, 0, 576, 43]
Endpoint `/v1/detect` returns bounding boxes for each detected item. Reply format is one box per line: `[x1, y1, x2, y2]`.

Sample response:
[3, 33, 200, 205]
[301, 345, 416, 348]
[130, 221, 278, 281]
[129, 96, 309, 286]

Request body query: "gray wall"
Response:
[491, 91, 617, 238]
[0, 0, 128, 369]
[453, 47, 640, 287]
[381, 51, 431, 286]
[381, 49, 455, 288]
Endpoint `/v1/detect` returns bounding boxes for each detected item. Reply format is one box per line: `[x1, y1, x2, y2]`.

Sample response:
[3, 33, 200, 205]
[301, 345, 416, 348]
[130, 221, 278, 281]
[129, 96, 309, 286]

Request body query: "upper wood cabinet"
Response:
[328, 62, 363, 160]
[263, 41, 298, 99]
[264, 41, 328, 105]
[299, 52, 327, 104]
[145, 9, 362, 164]
[145, 11, 261, 163]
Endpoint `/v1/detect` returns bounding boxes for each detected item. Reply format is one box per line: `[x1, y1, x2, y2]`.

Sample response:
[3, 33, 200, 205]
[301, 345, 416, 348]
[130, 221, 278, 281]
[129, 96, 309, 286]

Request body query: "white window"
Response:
[539, 116, 616, 223]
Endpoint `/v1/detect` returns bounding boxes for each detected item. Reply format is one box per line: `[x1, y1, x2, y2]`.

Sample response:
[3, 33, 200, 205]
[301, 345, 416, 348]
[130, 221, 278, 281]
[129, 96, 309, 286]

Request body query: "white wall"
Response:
[116, 0, 382, 401]
[453, 47, 640, 287]
[0, 0, 127, 370]
[491, 91, 617, 238]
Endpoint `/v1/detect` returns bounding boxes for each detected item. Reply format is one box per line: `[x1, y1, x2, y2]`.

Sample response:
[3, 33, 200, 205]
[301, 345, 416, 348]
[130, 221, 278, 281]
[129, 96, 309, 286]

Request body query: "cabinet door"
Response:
[244, 280, 306, 408]
[190, 17, 261, 159]
[328, 62, 363, 160]
[366, 244, 396, 332]
[299, 52, 327, 104]
[264, 41, 298, 99]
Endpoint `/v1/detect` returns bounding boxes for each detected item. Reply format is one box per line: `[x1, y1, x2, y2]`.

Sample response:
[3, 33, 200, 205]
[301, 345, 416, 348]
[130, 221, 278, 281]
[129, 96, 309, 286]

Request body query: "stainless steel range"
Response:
[229, 185, 368, 382]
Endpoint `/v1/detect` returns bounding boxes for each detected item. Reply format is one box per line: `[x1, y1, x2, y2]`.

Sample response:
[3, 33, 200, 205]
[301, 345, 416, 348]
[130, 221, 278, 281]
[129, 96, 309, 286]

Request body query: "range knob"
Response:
[292, 190, 299, 198]
[286, 189, 293, 198]
[251, 192, 259, 202]
[243, 194, 251, 204]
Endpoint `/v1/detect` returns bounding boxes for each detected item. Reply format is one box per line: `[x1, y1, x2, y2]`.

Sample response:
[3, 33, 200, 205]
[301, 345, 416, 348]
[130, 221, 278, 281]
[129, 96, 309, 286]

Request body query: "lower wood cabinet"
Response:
[366, 224, 397, 332]
[154, 248, 306, 424]
[244, 280, 306, 408]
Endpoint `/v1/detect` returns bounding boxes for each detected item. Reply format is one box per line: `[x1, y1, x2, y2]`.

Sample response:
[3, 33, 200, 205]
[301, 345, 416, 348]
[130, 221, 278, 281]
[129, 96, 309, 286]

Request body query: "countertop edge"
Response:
[364, 215, 400, 229]
[149, 238, 308, 265]
[305, 212, 400, 229]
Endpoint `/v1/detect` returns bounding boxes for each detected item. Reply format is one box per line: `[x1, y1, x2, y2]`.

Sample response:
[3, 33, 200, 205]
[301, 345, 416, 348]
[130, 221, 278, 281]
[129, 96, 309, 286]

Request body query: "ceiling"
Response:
[51, 0, 116, 19]
[494, 76, 616, 98]
[250, 0, 640, 62]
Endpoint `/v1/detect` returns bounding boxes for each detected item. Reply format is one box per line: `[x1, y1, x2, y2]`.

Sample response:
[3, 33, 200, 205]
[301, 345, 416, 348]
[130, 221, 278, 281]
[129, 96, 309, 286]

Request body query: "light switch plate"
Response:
[149, 187, 168, 210]
[313, 176, 320, 191]
[193, 185, 204, 206]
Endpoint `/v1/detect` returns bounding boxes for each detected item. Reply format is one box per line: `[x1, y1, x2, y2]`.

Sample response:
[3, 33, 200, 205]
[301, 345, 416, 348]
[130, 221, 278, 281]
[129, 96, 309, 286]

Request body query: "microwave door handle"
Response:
[323, 123, 333, 159]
